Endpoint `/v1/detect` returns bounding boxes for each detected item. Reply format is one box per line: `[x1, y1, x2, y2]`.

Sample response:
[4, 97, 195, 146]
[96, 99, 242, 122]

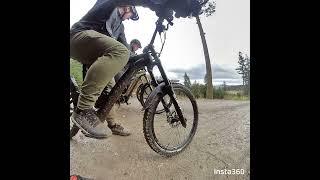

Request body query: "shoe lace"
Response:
[83, 109, 100, 127]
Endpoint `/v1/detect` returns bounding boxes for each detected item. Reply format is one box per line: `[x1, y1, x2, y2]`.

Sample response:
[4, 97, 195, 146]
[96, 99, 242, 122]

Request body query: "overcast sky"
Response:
[70, 0, 250, 85]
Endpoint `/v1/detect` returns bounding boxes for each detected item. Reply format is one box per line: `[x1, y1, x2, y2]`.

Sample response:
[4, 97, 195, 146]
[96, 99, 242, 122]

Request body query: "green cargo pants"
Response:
[70, 30, 130, 110]
[105, 78, 117, 126]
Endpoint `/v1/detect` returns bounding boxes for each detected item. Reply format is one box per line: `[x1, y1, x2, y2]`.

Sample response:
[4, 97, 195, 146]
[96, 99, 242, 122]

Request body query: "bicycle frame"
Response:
[96, 17, 186, 127]
[82, 61, 150, 104]
[123, 70, 149, 99]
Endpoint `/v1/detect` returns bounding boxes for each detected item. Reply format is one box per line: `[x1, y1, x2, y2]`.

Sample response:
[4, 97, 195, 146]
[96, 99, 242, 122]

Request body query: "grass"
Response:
[223, 93, 250, 100]
[70, 59, 83, 85]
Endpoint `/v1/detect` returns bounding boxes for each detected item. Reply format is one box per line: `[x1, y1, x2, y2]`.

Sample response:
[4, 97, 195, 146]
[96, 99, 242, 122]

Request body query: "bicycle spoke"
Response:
[176, 127, 181, 144]
[158, 126, 174, 138]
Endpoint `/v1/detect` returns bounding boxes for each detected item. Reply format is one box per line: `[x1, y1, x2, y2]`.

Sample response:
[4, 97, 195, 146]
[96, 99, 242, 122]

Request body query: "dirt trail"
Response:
[70, 98, 250, 180]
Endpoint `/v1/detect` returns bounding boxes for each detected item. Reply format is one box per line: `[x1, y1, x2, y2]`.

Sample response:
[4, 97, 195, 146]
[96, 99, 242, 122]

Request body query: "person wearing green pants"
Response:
[70, 0, 204, 139]
[70, 5, 138, 139]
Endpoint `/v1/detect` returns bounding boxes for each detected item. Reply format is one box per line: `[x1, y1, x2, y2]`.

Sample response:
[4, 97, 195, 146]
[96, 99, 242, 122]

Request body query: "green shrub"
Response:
[213, 87, 225, 99]
[70, 59, 83, 85]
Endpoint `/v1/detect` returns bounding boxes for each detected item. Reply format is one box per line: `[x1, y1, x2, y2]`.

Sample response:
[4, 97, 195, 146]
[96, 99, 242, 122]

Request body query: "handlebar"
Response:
[166, 18, 173, 26]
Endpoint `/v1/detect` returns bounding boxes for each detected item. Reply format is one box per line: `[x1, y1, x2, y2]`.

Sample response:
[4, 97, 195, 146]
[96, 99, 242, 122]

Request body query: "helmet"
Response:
[130, 6, 139, 21]
[130, 39, 141, 48]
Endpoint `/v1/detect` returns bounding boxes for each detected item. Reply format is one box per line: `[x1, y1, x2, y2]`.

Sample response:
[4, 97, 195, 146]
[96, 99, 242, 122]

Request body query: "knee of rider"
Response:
[112, 43, 130, 65]
[120, 45, 130, 65]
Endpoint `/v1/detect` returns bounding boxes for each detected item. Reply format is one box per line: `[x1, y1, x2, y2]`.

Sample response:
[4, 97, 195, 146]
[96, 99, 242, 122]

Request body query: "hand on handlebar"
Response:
[151, 5, 174, 22]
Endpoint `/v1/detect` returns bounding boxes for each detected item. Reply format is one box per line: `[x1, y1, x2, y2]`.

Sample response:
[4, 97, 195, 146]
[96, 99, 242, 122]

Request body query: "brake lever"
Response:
[166, 18, 173, 26]
[164, 23, 170, 31]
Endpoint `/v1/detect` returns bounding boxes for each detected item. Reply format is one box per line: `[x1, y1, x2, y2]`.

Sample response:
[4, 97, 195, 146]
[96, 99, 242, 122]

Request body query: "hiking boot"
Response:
[71, 108, 110, 139]
[108, 123, 131, 136]
[83, 121, 112, 139]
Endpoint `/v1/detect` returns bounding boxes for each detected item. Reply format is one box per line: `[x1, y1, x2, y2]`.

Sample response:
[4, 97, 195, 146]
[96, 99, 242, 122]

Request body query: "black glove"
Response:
[157, 7, 174, 21]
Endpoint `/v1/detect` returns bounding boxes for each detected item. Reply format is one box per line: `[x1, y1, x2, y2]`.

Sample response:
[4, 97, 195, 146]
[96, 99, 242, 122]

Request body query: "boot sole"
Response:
[84, 133, 110, 139]
[112, 131, 131, 136]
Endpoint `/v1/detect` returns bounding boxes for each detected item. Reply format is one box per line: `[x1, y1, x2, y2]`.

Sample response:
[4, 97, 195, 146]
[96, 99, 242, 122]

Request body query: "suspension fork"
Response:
[149, 47, 187, 128]
[165, 85, 187, 127]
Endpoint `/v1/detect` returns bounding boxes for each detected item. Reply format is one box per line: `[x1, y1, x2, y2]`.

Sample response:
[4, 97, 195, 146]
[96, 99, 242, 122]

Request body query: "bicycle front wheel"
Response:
[143, 83, 198, 157]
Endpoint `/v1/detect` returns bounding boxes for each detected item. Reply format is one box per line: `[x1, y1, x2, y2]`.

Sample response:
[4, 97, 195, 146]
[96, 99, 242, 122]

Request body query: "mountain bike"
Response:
[70, 16, 198, 157]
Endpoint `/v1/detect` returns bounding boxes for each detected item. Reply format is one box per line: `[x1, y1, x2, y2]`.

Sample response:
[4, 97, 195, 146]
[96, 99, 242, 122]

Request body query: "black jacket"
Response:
[70, 0, 117, 37]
